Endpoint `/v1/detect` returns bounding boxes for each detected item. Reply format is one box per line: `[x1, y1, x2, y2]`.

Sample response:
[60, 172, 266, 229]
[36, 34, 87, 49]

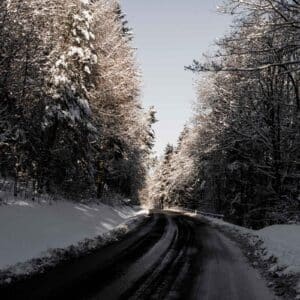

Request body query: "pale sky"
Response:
[120, 0, 232, 155]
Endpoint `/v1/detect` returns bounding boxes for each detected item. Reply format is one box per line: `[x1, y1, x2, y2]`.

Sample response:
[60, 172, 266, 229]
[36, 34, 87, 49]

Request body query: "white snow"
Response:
[68, 46, 85, 59]
[258, 225, 300, 275]
[53, 74, 70, 86]
[80, 0, 90, 5]
[82, 10, 93, 23]
[194, 213, 300, 297]
[201, 215, 300, 274]
[84, 65, 91, 74]
[0, 195, 145, 270]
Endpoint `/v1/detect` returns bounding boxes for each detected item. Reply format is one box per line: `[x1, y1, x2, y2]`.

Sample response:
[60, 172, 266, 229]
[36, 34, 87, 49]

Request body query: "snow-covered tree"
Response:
[161, 0, 300, 228]
[0, 0, 155, 202]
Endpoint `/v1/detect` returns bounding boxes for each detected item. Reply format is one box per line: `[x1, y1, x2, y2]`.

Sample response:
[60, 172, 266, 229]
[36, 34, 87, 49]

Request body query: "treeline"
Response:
[150, 0, 300, 228]
[0, 0, 155, 201]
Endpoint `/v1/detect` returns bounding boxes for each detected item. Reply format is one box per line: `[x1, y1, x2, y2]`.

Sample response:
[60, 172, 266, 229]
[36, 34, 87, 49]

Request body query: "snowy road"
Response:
[1, 211, 276, 300]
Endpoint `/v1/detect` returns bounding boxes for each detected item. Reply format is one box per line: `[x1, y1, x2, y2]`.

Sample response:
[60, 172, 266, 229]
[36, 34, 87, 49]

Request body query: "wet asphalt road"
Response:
[0, 211, 276, 300]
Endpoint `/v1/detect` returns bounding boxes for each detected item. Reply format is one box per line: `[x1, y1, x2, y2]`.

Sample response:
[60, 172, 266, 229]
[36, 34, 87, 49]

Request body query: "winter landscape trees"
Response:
[0, 0, 155, 202]
[0, 0, 299, 226]
[0, 2, 299, 298]
[150, 0, 300, 228]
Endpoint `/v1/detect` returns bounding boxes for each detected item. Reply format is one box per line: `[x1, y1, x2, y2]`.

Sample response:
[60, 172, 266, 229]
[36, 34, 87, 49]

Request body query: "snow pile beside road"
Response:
[258, 225, 300, 275]
[0, 213, 147, 286]
[0, 196, 147, 270]
[201, 215, 300, 299]
[203, 216, 300, 276]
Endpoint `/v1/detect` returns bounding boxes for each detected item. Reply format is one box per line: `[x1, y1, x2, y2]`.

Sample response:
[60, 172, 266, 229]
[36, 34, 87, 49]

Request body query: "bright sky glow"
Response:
[120, 0, 232, 155]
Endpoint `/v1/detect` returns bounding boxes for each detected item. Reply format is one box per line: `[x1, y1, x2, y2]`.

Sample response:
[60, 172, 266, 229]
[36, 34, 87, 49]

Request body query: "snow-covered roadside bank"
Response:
[198, 215, 300, 300]
[0, 196, 149, 285]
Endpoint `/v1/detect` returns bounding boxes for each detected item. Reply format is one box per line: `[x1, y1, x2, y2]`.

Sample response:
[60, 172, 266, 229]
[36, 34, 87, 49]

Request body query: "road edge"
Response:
[197, 215, 299, 300]
[0, 212, 150, 288]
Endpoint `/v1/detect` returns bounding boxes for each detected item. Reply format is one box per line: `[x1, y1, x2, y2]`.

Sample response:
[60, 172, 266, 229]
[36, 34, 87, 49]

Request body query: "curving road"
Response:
[1, 211, 277, 300]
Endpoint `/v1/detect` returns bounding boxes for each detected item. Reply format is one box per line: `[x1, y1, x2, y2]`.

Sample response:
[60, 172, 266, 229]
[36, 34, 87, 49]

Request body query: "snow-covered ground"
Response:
[197, 215, 300, 299]
[0, 192, 147, 270]
[258, 225, 300, 275]
[200, 217, 300, 275]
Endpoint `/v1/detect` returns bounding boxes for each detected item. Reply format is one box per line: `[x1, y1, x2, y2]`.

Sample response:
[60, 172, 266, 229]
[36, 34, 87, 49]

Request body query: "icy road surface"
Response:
[1, 211, 276, 300]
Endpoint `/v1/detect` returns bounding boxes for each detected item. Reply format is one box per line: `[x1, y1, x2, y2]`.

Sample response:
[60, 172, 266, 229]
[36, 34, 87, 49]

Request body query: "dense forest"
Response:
[0, 0, 156, 202]
[150, 0, 300, 229]
[1, 0, 299, 226]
